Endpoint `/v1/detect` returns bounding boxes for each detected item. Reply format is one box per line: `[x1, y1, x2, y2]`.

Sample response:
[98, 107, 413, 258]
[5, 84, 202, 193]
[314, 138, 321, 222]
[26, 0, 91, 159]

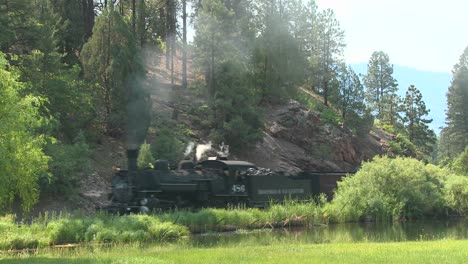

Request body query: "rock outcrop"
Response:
[239, 100, 385, 173]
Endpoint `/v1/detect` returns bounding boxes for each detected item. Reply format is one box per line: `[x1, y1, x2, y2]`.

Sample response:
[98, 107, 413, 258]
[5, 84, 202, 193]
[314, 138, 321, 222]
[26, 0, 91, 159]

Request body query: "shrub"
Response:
[451, 147, 468, 176]
[151, 127, 184, 162]
[138, 141, 154, 169]
[331, 156, 447, 222]
[41, 131, 90, 196]
[388, 134, 416, 157]
[443, 175, 468, 215]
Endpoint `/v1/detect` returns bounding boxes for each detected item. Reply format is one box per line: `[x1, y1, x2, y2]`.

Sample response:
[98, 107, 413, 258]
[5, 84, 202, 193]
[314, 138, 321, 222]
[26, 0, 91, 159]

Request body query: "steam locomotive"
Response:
[106, 149, 349, 213]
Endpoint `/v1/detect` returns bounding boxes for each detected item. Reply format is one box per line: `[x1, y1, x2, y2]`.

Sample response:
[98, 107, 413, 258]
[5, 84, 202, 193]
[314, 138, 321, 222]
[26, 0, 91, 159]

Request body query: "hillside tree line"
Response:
[0, 0, 466, 212]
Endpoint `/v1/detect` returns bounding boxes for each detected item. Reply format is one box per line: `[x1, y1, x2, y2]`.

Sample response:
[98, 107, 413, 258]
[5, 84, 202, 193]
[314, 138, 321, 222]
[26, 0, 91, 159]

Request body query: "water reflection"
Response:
[191, 220, 468, 247]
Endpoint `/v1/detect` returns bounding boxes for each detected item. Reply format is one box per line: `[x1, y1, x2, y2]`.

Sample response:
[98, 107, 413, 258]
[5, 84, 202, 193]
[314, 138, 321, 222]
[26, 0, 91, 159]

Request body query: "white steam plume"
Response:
[184, 142, 195, 157]
[196, 142, 212, 161]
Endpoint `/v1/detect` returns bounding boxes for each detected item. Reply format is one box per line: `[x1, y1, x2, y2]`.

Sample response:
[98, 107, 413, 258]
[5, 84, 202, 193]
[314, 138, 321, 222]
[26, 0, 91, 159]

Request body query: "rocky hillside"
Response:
[238, 101, 385, 173]
[146, 51, 391, 173]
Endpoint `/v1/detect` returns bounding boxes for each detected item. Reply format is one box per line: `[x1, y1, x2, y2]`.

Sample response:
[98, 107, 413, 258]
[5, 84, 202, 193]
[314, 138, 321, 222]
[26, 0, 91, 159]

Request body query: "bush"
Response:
[151, 127, 184, 162]
[295, 91, 343, 126]
[41, 131, 91, 196]
[388, 134, 417, 157]
[331, 156, 447, 222]
[443, 175, 468, 215]
[451, 147, 468, 176]
[138, 141, 154, 169]
[344, 109, 374, 137]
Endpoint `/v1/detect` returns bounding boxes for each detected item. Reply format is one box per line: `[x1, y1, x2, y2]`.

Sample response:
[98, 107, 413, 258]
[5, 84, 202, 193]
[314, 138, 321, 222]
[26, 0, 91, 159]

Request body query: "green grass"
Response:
[0, 199, 326, 250]
[1, 240, 467, 263]
[159, 199, 326, 232]
[0, 213, 188, 250]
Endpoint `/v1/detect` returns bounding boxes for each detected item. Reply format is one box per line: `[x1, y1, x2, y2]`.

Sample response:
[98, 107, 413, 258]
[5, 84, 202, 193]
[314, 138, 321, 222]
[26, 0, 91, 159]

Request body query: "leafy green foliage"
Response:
[41, 132, 91, 196]
[0, 53, 50, 213]
[451, 147, 468, 176]
[295, 90, 343, 126]
[387, 134, 417, 157]
[138, 141, 155, 169]
[443, 175, 468, 216]
[330, 156, 466, 222]
[15, 50, 95, 141]
[151, 128, 185, 162]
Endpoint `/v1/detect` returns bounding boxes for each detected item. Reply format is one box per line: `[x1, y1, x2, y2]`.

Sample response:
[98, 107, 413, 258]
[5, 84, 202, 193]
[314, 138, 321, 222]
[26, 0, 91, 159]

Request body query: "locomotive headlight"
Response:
[140, 198, 148, 205]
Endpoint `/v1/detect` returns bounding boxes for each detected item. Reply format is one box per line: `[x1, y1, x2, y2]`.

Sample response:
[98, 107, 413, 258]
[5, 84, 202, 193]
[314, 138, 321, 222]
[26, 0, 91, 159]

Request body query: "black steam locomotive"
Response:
[106, 149, 348, 213]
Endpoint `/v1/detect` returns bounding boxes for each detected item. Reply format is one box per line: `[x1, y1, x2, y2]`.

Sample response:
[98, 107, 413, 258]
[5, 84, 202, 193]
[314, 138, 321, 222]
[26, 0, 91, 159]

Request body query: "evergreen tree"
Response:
[309, 8, 345, 106]
[336, 65, 364, 118]
[194, 0, 262, 152]
[401, 85, 436, 155]
[49, 0, 95, 64]
[363, 51, 398, 123]
[252, 0, 306, 103]
[0, 0, 43, 54]
[81, 8, 147, 137]
[336, 64, 373, 136]
[443, 46, 468, 157]
[193, 0, 234, 98]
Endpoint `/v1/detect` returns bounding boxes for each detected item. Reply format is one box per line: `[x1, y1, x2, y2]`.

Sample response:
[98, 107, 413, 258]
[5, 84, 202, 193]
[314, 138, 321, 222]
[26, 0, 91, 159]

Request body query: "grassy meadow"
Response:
[1, 240, 467, 264]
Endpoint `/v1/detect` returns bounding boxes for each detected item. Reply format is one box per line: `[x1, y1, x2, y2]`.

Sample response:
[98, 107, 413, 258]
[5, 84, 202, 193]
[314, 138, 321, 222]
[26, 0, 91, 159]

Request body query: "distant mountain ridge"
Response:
[351, 63, 452, 135]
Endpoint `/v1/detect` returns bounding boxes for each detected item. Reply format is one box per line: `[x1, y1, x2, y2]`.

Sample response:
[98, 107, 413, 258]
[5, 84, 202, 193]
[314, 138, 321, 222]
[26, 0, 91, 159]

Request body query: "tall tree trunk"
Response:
[83, 0, 95, 42]
[171, 34, 175, 85]
[132, 0, 136, 34]
[182, 0, 187, 88]
[165, 0, 171, 69]
[209, 30, 215, 97]
[138, 0, 145, 47]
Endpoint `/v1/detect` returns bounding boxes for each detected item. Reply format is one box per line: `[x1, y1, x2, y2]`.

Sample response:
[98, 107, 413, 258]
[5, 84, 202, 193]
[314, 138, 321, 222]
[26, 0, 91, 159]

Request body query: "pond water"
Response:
[191, 220, 468, 247]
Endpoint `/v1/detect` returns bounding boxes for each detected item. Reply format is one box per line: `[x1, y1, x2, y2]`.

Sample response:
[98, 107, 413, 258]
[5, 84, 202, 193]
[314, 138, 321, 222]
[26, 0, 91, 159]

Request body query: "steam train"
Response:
[106, 149, 349, 213]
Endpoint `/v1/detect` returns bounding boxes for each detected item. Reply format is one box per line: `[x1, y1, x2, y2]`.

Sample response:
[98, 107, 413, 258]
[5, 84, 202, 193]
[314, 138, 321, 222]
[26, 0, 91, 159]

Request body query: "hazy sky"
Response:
[316, 0, 468, 73]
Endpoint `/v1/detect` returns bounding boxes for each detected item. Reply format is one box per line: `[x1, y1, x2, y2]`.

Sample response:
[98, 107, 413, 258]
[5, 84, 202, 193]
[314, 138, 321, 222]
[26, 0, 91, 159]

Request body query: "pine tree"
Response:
[336, 64, 373, 136]
[310, 8, 345, 106]
[193, 0, 240, 98]
[193, 0, 262, 152]
[252, 0, 306, 103]
[336, 65, 362, 117]
[363, 51, 398, 123]
[49, 0, 94, 64]
[80, 9, 146, 136]
[443, 46, 468, 157]
[401, 85, 436, 155]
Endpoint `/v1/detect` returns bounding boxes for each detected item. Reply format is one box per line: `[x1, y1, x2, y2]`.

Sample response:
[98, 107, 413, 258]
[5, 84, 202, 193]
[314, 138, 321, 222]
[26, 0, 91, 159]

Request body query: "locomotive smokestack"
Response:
[127, 131, 139, 172]
[127, 148, 139, 172]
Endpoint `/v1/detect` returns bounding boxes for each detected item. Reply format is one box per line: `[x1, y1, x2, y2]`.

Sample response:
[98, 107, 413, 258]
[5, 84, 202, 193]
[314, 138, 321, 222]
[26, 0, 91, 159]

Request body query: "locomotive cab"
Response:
[198, 160, 256, 197]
